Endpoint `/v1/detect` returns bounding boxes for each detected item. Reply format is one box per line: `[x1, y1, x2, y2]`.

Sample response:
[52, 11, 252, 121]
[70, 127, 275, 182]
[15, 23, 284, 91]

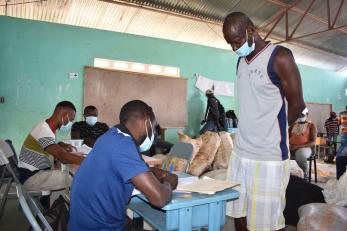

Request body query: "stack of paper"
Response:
[76, 144, 92, 155]
[176, 178, 240, 195]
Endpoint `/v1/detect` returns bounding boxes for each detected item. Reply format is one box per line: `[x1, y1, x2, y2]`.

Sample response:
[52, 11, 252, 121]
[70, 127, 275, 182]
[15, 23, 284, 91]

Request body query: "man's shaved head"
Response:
[223, 12, 257, 52]
[223, 12, 255, 36]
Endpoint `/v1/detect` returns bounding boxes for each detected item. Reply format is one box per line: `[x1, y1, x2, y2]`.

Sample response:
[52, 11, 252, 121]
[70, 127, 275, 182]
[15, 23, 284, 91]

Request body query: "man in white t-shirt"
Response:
[18, 101, 85, 192]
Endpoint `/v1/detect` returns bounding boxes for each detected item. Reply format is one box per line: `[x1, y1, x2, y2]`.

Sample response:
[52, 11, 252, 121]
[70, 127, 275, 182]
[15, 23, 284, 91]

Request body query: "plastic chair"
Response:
[163, 142, 194, 172]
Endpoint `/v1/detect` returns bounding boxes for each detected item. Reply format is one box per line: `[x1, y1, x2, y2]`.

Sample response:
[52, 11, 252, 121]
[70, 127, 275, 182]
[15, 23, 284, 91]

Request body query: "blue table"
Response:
[128, 188, 239, 231]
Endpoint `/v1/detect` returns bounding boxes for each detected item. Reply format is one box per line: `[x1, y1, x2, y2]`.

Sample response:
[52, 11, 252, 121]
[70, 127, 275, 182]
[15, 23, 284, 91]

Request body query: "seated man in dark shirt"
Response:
[71, 105, 109, 147]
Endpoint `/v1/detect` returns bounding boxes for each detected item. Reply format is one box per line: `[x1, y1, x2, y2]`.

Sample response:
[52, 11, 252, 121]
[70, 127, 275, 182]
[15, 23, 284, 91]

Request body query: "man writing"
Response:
[71, 105, 109, 147]
[18, 101, 84, 192]
[223, 12, 305, 231]
[69, 100, 177, 230]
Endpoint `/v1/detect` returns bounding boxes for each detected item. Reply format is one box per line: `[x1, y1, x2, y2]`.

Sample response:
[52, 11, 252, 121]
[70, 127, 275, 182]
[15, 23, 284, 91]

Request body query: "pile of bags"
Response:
[178, 131, 233, 176]
[323, 172, 347, 206]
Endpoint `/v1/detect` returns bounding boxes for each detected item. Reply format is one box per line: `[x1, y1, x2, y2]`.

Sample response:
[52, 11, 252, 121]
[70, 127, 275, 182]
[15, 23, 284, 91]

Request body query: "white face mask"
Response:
[297, 115, 307, 123]
[139, 120, 155, 152]
[86, 116, 97, 126]
[60, 114, 73, 133]
[235, 30, 255, 57]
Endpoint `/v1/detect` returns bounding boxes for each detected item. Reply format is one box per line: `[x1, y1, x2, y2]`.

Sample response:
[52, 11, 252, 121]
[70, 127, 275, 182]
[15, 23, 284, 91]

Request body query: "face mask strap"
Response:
[144, 119, 149, 138]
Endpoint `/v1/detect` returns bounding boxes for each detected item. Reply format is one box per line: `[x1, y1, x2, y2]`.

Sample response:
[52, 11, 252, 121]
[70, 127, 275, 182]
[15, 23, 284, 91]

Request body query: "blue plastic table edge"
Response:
[135, 188, 239, 210]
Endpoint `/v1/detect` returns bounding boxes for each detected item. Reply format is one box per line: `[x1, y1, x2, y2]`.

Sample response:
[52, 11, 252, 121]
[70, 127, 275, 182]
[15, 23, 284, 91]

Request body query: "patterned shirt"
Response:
[18, 120, 55, 171]
[71, 121, 109, 140]
[340, 110, 347, 134]
[325, 118, 339, 136]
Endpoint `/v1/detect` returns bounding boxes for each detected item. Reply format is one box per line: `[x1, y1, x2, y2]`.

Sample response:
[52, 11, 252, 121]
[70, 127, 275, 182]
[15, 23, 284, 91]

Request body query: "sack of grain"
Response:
[213, 131, 233, 169]
[188, 131, 221, 176]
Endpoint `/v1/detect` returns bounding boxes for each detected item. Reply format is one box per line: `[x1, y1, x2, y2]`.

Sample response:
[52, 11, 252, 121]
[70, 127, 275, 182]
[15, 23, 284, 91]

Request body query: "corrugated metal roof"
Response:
[0, 0, 346, 72]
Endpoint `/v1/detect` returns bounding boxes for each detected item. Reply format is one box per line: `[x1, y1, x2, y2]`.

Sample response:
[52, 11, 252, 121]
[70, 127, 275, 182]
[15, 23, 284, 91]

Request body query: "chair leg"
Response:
[314, 157, 317, 183]
[0, 178, 13, 219]
[0, 167, 6, 189]
[308, 157, 312, 182]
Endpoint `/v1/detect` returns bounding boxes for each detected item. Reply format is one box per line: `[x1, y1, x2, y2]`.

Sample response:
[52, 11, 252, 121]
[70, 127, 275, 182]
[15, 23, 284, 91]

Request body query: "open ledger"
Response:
[176, 176, 240, 195]
[132, 176, 240, 196]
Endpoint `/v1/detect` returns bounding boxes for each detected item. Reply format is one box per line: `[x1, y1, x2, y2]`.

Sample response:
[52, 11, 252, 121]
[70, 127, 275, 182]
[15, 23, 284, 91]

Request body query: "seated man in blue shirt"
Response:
[69, 100, 178, 230]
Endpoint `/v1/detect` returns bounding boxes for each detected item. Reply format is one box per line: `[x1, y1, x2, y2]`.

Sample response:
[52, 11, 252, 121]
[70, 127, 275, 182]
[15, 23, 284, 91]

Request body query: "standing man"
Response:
[324, 111, 339, 154]
[200, 89, 226, 134]
[223, 12, 305, 231]
[69, 100, 177, 230]
[289, 110, 317, 181]
[337, 105, 347, 158]
[71, 105, 109, 147]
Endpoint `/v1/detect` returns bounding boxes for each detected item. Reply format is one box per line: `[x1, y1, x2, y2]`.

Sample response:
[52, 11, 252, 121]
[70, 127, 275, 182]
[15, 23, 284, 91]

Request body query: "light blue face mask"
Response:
[139, 120, 155, 152]
[60, 114, 73, 133]
[86, 116, 97, 126]
[235, 30, 255, 57]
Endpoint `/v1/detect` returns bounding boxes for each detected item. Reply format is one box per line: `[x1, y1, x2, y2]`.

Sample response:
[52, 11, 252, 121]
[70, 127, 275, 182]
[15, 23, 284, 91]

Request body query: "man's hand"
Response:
[162, 174, 178, 190]
[58, 142, 77, 152]
[150, 167, 178, 190]
[150, 167, 169, 182]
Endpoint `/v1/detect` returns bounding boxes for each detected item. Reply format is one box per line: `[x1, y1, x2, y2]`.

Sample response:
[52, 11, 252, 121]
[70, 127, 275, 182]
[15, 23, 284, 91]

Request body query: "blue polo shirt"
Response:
[68, 125, 149, 230]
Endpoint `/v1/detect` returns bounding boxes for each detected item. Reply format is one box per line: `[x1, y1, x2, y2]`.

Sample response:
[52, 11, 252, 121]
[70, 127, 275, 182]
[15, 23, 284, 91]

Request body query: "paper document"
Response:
[76, 144, 92, 155]
[176, 177, 240, 194]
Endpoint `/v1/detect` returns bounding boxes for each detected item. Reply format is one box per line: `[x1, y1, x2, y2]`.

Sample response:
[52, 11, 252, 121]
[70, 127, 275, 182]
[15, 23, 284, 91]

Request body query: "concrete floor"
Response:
[0, 198, 296, 231]
[0, 186, 296, 231]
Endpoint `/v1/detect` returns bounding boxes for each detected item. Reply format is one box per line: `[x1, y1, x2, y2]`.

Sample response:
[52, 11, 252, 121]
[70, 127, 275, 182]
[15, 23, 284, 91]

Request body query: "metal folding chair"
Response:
[0, 139, 19, 219]
[0, 146, 53, 230]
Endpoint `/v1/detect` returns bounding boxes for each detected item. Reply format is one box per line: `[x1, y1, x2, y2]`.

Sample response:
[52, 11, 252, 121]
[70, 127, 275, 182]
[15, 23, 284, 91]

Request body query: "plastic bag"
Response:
[297, 203, 347, 231]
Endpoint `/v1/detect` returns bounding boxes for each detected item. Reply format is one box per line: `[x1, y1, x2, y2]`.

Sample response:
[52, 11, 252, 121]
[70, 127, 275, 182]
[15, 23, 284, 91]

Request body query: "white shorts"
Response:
[227, 153, 290, 231]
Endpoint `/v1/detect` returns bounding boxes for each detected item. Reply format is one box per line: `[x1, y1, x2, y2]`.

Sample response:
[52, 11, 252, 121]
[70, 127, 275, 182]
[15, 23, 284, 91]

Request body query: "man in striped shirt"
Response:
[337, 106, 347, 157]
[325, 112, 339, 153]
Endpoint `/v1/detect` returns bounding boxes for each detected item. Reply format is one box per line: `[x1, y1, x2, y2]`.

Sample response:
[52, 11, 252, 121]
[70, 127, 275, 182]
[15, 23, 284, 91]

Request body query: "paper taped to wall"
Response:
[195, 75, 234, 97]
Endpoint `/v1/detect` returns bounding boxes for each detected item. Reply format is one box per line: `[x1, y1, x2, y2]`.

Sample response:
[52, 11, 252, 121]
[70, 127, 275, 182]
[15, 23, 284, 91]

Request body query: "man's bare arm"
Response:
[274, 48, 306, 126]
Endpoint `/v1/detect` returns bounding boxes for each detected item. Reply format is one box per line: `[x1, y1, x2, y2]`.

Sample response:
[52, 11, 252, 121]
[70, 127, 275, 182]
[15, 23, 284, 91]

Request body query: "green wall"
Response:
[1, 16, 346, 151]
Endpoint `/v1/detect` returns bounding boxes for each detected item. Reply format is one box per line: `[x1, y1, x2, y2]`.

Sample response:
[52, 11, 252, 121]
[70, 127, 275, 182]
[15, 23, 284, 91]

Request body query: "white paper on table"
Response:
[177, 176, 199, 186]
[76, 144, 92, 155]
[176, 177, 240, 195]
[214, 80, 234, 97]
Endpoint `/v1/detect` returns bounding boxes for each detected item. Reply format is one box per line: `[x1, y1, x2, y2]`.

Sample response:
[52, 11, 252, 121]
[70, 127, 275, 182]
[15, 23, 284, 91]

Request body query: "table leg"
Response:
[178, 207, 192, 231]
[208, 202, 222, 231]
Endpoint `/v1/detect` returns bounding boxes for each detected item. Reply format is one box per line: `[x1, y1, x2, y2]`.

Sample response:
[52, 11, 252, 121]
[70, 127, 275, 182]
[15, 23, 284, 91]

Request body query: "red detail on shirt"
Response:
[245, 42, 271, 64]
[47, 118, 57, 134]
